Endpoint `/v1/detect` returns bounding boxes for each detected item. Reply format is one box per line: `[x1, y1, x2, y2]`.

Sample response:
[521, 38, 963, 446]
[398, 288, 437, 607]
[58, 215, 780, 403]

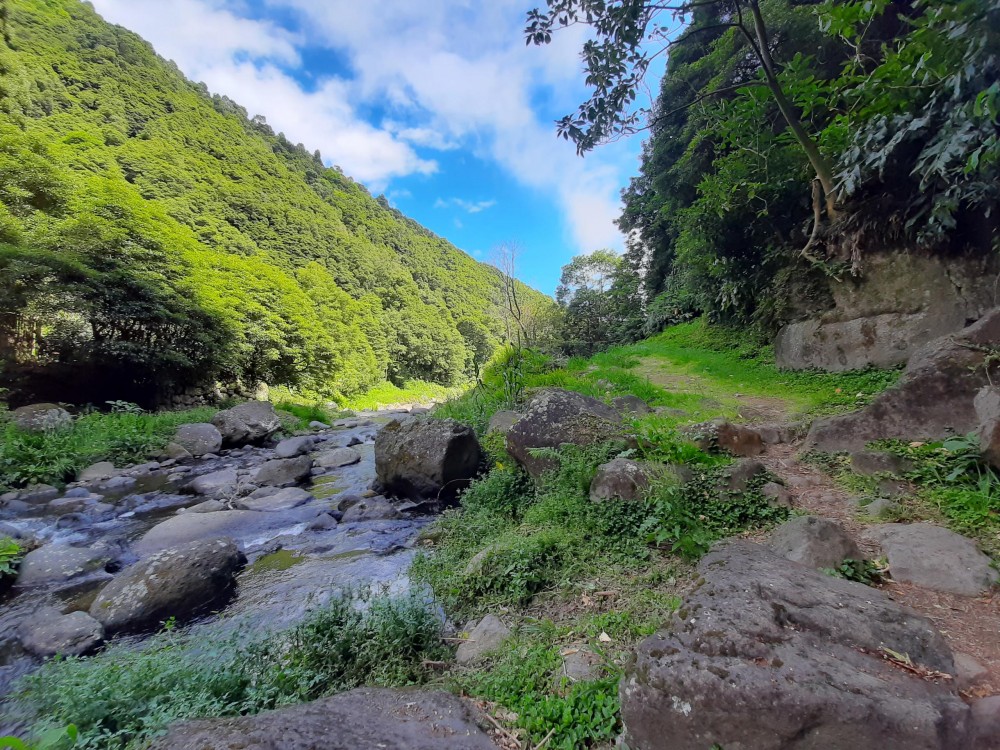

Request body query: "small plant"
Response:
[821, 557, 887, 586]
[0, 536, 24, 578]
[0, 725, 78, 750]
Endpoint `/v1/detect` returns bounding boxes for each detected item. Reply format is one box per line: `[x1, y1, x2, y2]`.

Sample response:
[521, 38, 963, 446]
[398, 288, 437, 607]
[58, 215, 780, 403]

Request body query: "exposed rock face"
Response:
[621, 541, 969, 750]
[506, 389, 625, 479]
[589, 458, 653, 502]
[173, 423, 223, 457]
[251, 456, 313, 487]
[90, 538, 245, 634]
[768, 516, 862, 569]
[19, 609, 104, 657]
[211, 401, 281, 446]
[146, 688, 496, 750]
[11, 403, 72, 432]
[806, 309, 1000, 451]
[863, 523, 998, 596]
[456, 614, 511, 664]
[776, 251, 1000, 371]
[375, 418, 482, 501]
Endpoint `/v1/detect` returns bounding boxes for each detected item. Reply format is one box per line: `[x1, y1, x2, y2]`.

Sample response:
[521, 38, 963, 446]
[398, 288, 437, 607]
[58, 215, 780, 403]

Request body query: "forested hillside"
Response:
[0, 0, 547, 407]
[530, 0, 1000, 351]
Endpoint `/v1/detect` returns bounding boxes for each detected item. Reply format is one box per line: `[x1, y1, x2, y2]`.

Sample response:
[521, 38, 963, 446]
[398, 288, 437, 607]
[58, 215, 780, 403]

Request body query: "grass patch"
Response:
[342, 379, 466, 412]
[0, 406, 216, 491]
[9, 589, 447, 750]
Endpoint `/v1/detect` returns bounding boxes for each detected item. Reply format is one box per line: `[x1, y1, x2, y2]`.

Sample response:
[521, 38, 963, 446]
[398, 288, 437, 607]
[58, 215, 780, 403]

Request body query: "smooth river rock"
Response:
[134, 507, 316, 555]
[19, 608, 104, 657]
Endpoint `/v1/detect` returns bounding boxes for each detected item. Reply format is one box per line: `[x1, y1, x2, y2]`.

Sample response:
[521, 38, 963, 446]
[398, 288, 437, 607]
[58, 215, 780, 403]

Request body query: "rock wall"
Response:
[776, 251, 1000, 371]
[163, 381, 269, 410]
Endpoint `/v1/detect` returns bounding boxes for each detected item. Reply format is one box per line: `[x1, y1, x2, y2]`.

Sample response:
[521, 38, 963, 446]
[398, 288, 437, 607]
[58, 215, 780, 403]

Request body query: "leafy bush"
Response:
[821, 557, 886, 586]
[13, 589, 446, 750]
[0, 536, 23, 577]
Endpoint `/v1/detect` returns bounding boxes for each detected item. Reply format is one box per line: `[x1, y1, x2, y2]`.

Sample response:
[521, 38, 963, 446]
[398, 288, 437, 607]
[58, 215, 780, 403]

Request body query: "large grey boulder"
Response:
[211, 401, 281, 446]
[146, 688, 496, 750]
[806, 309, 1000, 451]
[590, 458, 654, 502]
[506, 389, 626, 479]
[621, 540, 969, 750]
[455, 614, 511, 665]
[19, 609, 104, 657]
[11, 403, 72, 432]
[768, 516, 863, 569]
[173, 423, 223, 457]
[188, 468, 238, 496]
[90, 538, 245, 634]
[863, 523, 998, 596]
[15, 544, 112, 587]
[134, 507, 316, 555]
[251, 456, 313, 487]
[375, 418, 482, 501]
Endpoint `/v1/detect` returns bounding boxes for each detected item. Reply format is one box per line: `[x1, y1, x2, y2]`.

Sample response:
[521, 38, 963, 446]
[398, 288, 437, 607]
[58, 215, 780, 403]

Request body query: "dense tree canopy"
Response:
[0, 0, 549, 406]
[530, 0, 1000, 338]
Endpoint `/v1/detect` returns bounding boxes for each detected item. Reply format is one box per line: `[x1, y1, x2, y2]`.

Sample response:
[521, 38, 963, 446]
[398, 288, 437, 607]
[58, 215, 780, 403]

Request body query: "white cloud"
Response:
[435, 198, 497, 214]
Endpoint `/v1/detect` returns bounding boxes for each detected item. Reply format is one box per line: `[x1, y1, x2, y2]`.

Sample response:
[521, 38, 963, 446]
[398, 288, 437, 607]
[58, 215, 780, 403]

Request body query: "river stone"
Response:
[237, 487, 312, 512]
[456, 614, 511, 664]
[768, 516, 863, 569]
[19, 609, 104, 657]
[340, 496, 402, 522]
[173, 423, 223, 457]
[11, 403, 72, 432]
[77, 461, 117, 482]
[146, 687, 496, 750]
[589, 458, 653, 502]
[375, 418, 482, 501]
[620, 540, 969, 750]
[314, 446, 362, 469]
[90, 538, 244, 634]
[308, 420, 330, 430]
[16, 544, 112, 586]
[164, 441, 192, 460]
[863, 523, 998, 596]
[487, 410, 522, 435]
[212, 401, 281, 446]
[189, 468, 239, 497]
[806, 309, 1000, 451]
[17, 484, 60, 505]
[275, 435, 315, 459]
[252, 456, 313, 487]
[134, 507, 315, 555]
[506, 389, 625, 479]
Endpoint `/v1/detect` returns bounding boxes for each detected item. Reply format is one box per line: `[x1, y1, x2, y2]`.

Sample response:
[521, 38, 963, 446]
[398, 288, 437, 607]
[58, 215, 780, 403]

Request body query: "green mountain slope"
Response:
[0, 0, 544, 406]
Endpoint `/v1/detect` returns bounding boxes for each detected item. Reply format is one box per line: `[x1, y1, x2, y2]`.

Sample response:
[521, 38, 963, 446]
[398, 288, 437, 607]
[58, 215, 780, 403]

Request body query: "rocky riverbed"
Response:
[0, 405, 441, 704]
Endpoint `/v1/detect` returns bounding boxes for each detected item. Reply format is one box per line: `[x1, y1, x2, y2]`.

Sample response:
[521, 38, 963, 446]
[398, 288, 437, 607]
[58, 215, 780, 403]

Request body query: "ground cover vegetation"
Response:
[528, 0, 1000, 350]
[0, 0, 551, 408]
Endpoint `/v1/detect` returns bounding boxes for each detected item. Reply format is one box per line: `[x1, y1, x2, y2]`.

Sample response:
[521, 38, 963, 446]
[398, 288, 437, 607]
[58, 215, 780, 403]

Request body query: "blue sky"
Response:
[90, 0, 668, 294]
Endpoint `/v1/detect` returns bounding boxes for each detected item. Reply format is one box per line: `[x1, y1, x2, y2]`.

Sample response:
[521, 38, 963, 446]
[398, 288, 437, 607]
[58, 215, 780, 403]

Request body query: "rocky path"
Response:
[759, 443, 1000, 698]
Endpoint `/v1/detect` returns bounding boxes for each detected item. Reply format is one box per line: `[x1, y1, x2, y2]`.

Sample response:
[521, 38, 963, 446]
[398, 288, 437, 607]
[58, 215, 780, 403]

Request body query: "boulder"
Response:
[251, 456, 313, 487]
[970, 696, 1000, 750]
[237, 487, 312, 512]
[274, 435, 315, 459]
[189, 468, 238, 496]
[134, 507, 316, 555]
[760, 481, 793, 508]
[211, 401, 281, 446]
[172, 423, 223, 457]
[77, 461, 117, 482]
[90, 538, 245, 634]
[620, 540, 969, 750]
[15, 544, 112, 586]
[851, 450, 913, 476]
[560, 648, 603, 682]
[974, 386, 1000, 468]
[19, 609, 104, 657]
[11, 403, 72, 432]
[375, 418, 482, 501]
[719, 458, 766, 491]
[954, 652, 989, 691]
[146, 688, 496, 750]
[684, 420, 763, 457]
[308, 420, 330, 430]
[163, 442, 192, 461]
[806, 309, 1000, 451]
[863, 523, 998, 596]
[314, 447, 362, 469]
[861, 496, 900, 518]
[340, 496, 402, 522]
[506, 389, 625, 479]
[456, 614, 511, 664]
[768, 516, 863, 569]
[590, 458, 654, 502]
[487, 410, 522, 435]
[612, 395, 652, 415]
